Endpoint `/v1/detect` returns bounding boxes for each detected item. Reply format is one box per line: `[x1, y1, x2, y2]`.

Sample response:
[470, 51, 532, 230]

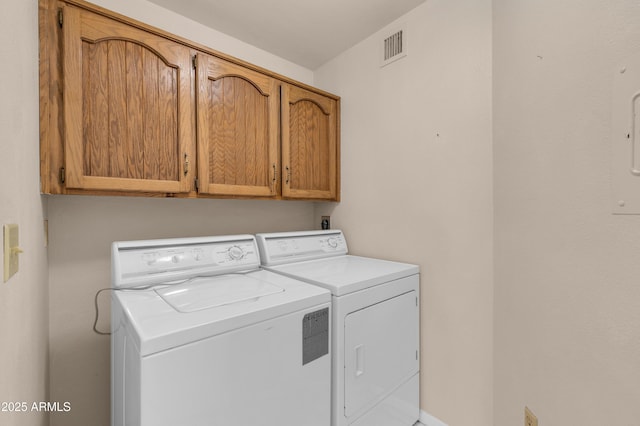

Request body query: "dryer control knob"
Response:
[228, 245, 244, 260]
[192, 249, 204, 261]
[327, 237, 338, 249]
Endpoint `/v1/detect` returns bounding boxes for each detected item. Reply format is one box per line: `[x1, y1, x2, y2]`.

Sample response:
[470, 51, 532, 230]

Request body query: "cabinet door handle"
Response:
[285, 166, 291, 185]
[183, 153, 189, 176]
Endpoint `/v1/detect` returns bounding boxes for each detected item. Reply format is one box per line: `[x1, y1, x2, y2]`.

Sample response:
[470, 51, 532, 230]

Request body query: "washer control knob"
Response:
[228, 245, 244, 260]
[143, 253, 157, 266]
[171, 255, 181, 264]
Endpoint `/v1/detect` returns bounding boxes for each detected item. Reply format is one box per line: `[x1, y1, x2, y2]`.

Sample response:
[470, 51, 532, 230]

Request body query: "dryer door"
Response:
[344, 290, 419, 417]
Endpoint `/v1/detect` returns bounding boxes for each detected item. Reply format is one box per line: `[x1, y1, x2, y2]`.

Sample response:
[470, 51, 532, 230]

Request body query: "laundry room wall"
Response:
[493, 0, 640, 425]
[48, 197, 314, 426]
[314, 1, 493, 425]
[45, 1, 316, 426]
[0, 1, 49, 426]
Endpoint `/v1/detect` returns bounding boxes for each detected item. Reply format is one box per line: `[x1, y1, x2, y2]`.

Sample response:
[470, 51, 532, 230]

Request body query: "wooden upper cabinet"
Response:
[62, 5, 194, 193]
[196, 53, 279, 197]
[282, 84, 340, 201]
[41, 0, 340, 199]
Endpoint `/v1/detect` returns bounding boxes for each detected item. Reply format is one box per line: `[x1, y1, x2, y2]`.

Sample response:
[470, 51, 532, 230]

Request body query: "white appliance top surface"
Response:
[111, 235, 330, 356]
[155, 274, 284, 313]
[256, 230, 418, 296]
[265, 255, 419, 296]
[114, 269, 329, 356]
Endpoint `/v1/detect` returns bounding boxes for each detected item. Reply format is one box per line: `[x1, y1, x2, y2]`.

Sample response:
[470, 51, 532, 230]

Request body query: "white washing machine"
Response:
[256, 230, 420, 426]
[110, 234, 331, 426]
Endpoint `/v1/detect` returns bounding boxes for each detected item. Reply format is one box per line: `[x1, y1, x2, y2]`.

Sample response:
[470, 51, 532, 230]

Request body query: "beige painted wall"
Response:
[0, 1, 50, 426]
[13, 0, 640, 425]
[314, 1, 494, 425]
[48, 197, 314, 426]
[45, 1, 317, 425]
[87, 0, 314, 84]
[493, 0, 640, 425]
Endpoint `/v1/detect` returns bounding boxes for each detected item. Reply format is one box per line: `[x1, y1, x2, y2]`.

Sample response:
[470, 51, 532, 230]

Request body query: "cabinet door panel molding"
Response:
[196, 53, 279, 197]
[62, 5, 194, 193]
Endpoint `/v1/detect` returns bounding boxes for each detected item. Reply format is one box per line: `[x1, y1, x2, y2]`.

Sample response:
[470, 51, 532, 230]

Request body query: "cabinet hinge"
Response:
[59, 167, 65, 184]
[192, 55, 197, 70]
[58, 9, 63, 28]
[194, 177, 199, 192]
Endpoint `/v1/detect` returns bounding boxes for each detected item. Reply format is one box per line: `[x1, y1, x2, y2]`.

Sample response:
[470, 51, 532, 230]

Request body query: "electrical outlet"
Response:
[525, 407, 538, 426]
[321, 216, 331, 230]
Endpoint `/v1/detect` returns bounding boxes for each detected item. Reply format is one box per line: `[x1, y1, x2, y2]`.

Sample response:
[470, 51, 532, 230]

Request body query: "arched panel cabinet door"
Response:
[62, 5, 195, 193]
[196, 53, 279, 197]
[281, 84, 340, 201]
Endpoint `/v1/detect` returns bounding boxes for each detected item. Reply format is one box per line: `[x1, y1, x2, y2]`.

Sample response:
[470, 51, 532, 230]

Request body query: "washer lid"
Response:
[112, 269, 330, 356]
[155, 274, 283, 313]
[266, 255, 419, 296]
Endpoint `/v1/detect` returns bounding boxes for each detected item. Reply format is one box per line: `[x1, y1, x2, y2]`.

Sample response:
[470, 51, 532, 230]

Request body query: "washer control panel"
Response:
[256, 230, 348, 266]
[113, 236, 259, 288]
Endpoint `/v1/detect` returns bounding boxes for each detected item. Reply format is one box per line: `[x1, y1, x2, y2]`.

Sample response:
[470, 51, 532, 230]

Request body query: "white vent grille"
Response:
[381, 25, 407, 67]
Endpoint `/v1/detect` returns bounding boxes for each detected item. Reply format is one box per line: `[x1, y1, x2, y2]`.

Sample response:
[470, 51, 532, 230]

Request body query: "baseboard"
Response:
[419, 410, 448, 426]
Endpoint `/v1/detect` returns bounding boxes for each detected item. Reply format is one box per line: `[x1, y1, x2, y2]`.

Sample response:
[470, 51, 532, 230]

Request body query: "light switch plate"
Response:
[3, 224, 19, 283]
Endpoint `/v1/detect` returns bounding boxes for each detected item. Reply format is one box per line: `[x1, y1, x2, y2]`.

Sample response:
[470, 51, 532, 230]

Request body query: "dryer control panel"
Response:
[256, 230, 348, 266]
[112, 235, 259, 288]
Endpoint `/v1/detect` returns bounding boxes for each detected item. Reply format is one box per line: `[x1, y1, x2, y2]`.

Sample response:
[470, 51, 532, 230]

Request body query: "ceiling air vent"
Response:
[381, 25, 407, 67]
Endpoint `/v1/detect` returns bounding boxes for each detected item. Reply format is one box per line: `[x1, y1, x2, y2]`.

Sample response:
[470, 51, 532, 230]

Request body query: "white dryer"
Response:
[111, 234, 331, 426]
[256, 230, 420, 426]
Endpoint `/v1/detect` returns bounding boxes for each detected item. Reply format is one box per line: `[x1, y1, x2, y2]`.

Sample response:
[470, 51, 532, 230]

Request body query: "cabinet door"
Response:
[281, 84, 339, 201]
[196, 53, 279, 197]
[62, 6, 194, 193]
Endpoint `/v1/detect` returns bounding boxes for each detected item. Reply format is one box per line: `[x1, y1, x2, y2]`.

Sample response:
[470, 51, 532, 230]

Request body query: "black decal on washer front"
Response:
[302, 308, 329, 365]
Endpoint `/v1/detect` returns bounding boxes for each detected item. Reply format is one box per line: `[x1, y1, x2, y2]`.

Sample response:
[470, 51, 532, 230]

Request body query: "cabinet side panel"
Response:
[39, 0, 51, 193]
